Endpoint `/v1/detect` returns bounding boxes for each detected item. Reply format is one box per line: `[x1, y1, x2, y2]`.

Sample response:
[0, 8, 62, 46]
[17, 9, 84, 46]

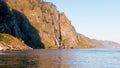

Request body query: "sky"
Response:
[45, 0, 120, 43]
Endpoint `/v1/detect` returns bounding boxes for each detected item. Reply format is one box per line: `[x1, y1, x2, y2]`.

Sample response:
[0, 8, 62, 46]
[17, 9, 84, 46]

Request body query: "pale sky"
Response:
[45, 0, 120, 43]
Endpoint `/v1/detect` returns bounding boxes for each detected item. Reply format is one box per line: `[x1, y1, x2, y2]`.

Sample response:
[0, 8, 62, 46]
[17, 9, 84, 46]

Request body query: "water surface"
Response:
[0, 49, 120, 68]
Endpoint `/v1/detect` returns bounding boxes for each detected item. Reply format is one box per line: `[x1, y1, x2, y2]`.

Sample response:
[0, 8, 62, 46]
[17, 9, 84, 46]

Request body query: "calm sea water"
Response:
[0, 49, 120, 68]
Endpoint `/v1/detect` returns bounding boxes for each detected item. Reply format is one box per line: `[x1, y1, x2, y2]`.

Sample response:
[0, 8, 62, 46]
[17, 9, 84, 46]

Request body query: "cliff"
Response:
[91, 39, 120, 48]
[0, 0, 96, 49]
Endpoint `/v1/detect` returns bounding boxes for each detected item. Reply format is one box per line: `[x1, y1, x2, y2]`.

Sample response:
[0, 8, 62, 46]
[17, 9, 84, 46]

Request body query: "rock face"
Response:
[0, 0, 96, 49]
[0, 0, 44, 49]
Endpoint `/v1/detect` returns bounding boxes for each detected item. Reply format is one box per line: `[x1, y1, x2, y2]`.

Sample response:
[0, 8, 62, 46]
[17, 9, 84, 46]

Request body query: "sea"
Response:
[0, 49, 120, 68]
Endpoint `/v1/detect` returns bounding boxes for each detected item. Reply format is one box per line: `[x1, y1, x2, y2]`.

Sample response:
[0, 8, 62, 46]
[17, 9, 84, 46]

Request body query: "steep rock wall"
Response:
[0, 0, 96, 49]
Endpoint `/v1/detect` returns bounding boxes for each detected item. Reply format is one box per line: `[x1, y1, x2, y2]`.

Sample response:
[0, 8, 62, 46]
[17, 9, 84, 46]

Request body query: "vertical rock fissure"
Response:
[58, 14, 62, 48]
[51, 14, 63, 48]
[58, 23, 62, 48]
[51, 15, 58, 47]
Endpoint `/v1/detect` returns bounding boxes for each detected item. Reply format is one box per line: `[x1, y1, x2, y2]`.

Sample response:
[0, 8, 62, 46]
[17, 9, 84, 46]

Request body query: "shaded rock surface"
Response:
[0, 0, 96, 49]
[0, 0, 44, 49]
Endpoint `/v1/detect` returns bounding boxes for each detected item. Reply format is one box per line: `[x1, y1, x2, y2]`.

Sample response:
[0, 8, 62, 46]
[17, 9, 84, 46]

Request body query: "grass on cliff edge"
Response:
[0, 33, 24, 46]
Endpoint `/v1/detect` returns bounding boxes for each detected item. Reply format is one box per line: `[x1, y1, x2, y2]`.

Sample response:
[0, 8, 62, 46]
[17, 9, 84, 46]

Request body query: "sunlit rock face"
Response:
[0, 0, 96, 49]
[0, 46, 2, 50]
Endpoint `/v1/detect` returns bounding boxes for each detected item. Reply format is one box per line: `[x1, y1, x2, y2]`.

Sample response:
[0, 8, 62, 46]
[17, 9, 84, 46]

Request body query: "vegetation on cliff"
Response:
[0, 33, 32, 50]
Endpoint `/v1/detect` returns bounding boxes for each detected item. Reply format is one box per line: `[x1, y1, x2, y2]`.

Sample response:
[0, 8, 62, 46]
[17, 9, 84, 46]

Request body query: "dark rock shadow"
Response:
[0, 0, 44, 49]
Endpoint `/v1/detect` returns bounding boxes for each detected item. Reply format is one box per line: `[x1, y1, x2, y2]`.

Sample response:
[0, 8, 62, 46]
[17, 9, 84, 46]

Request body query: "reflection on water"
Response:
[0, 49, 120, 68]
[0, 49, 71, 68]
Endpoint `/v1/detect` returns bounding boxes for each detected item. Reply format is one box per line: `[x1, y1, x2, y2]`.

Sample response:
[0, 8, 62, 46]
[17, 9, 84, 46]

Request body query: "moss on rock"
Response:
[0, 33, 32, 50]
